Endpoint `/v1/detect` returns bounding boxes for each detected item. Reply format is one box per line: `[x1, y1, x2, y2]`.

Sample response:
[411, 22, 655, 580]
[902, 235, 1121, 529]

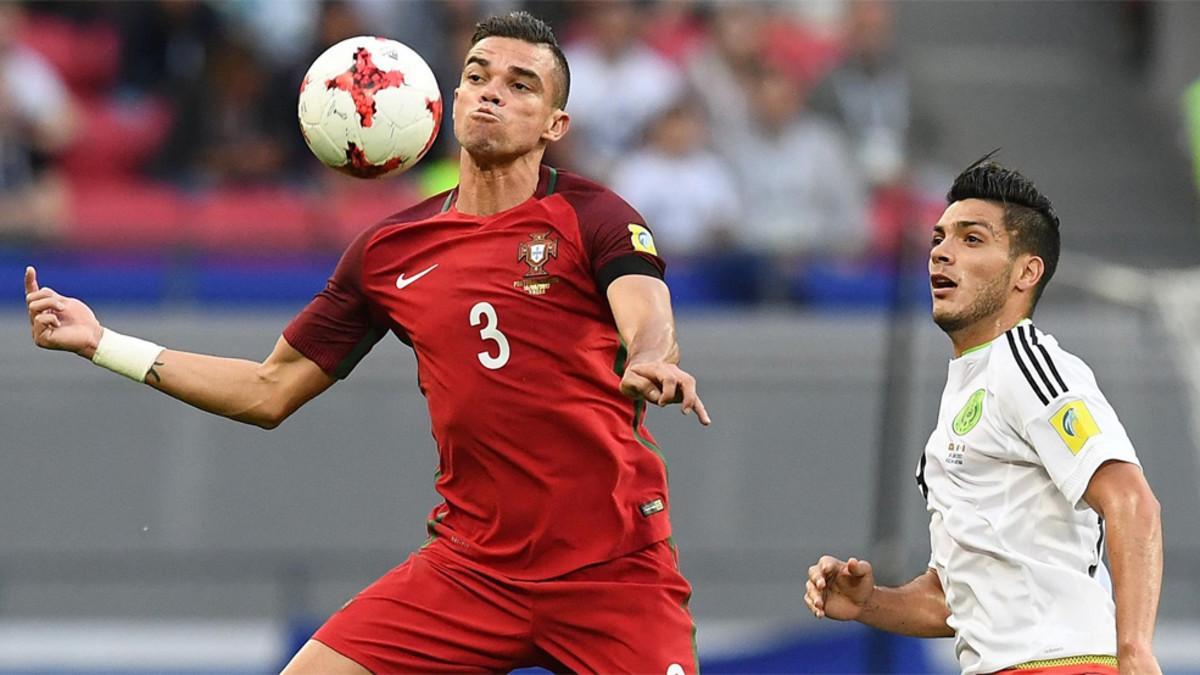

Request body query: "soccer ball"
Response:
[298, 36, 442, 179]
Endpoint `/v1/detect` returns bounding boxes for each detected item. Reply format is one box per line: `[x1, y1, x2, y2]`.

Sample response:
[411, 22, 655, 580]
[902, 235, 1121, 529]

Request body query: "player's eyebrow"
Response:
[950, 220, 999, 236]
[464, 55, 542, 85]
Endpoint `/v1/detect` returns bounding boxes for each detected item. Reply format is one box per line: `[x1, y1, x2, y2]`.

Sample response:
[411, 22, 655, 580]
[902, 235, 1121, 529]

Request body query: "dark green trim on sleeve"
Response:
[332, 326, 387, 379]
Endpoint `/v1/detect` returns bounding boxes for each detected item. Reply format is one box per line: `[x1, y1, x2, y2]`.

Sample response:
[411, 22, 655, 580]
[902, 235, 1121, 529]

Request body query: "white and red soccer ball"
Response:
[298, 36, 442, 179]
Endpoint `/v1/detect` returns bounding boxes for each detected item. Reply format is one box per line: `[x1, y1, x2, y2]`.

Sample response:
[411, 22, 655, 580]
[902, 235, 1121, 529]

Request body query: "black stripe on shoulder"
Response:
[1006, 329, 1049, 405]
[1017, 325, 1058, 399]
[915, 451, 929, 501]
[1089, 516, 1104, 577]
[1029, 325, 1069, 393]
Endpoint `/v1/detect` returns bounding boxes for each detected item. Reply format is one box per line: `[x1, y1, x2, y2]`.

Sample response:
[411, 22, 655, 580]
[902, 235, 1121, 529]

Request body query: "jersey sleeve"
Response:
[994, 325, 1140, 508]
[282, 228, 388, 379]
[569, 185, 667, 291]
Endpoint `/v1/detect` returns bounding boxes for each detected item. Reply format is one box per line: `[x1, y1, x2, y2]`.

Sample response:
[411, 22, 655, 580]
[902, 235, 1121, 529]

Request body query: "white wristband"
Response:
[91, 328, 165, 383]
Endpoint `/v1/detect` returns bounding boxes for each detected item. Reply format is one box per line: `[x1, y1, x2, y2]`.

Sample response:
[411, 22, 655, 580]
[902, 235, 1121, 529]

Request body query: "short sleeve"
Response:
[564, 183, 666, 289]
[283, 229, 388, 379]
[995, 325, 1140, 508]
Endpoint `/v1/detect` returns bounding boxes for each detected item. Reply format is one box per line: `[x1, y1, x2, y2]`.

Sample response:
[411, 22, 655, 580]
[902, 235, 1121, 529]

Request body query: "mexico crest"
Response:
[514, 232, 560, 295]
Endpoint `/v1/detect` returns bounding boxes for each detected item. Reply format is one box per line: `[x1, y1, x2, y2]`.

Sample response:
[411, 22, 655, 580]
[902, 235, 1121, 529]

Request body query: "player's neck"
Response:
[455, 151, 543, 216]
[949, 310, 1029, 358]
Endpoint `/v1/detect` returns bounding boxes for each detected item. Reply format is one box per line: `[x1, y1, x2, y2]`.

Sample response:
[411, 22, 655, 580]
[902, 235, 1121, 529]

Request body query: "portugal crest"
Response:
[514, 232, 560, 295]
[518, 232, 558, 277]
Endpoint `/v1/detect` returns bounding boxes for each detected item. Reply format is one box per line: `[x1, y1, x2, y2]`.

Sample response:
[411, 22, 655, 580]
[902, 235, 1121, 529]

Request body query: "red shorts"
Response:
[312, 539, 698, 674]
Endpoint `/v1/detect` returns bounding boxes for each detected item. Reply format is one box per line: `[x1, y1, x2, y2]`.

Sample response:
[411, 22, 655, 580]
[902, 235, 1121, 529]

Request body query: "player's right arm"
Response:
[25, 266, 333, 429]
[805, 556, 953, 638]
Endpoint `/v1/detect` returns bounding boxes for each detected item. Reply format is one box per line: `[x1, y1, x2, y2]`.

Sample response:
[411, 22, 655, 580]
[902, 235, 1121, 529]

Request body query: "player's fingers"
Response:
[804, 585, 823, 618]
[24, 266, 38, 295]
[804, 579, 824, 605]
[24, 287, 55, 306]
[27, 296, 65, 316]
[687, 388, 711, 426]
[817, 555, 842, 576]
[621, 371, 660, 403]
[658, 376, 678, 407]
[34, 313, 60, 330]
[677, 375, 697, 412]
[846, 558, 872, 578]
[807, 563, 823, 585]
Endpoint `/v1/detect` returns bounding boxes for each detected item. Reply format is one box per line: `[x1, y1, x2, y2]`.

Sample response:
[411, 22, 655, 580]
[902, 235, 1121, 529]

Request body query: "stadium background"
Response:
[2, 0, 1199, 672]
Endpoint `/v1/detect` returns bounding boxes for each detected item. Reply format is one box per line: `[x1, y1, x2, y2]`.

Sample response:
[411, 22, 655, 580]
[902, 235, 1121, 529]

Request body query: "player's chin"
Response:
[461, 134, 511, 159]
[932, 306, 968, 333]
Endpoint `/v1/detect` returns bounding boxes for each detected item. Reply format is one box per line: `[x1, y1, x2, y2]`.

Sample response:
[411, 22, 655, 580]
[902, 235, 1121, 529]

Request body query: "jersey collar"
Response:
[954, 318, 1032, 360]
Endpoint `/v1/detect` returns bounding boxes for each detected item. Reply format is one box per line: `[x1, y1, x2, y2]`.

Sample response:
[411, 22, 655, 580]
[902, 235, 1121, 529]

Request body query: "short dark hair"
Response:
[471, 11, 570, 110]
[947, 153, 1061, 311]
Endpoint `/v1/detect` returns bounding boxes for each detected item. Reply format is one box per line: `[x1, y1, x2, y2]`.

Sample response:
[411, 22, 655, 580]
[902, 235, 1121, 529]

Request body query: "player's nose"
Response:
[479, 80, 503, 105]
[930, 240, 952, 264]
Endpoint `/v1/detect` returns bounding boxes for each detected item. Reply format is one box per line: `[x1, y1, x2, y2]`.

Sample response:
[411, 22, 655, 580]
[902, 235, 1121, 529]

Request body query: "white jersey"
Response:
[917, 320, 1140, 674]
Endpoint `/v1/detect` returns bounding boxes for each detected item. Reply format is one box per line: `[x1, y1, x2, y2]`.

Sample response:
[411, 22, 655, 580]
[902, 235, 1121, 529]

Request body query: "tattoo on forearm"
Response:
[146, 361, 164, 384]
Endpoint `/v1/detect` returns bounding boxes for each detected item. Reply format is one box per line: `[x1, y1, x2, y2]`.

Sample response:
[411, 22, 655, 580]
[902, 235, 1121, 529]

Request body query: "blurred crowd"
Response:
[0, 0, 950, 306]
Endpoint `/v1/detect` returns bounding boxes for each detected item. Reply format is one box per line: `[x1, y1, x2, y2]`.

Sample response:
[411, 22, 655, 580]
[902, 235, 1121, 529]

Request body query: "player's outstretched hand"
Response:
[805, 555, 875, 621]
[621, 361, 711, 426]
[25, 266, 103, 358]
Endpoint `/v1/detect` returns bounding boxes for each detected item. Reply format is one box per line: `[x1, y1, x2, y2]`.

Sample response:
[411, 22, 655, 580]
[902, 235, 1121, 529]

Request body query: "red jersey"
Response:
[284, 166, 673, 579]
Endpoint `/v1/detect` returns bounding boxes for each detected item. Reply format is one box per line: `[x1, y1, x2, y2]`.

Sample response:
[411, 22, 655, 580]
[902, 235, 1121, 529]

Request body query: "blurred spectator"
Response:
[0, 3, 79, 242]
[686, 3, 765, 162]
[112, 1, 224, 98]
[610, 96, 740, 256]
[559, 0, 683, 179]
[808, 0, 936, 187]
[218, 0, 320, 70]
[729, 65, 866, 259]
[643, 0, 707, 67]
[150, 33, 297, 187]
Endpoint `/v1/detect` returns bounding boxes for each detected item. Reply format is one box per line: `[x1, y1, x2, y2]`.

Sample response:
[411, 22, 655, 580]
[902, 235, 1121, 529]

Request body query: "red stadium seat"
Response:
[20, 15, 120, 96]
[188, 188, 318, 251]
[66, 179, 190, 249]
[61, 97, 173, 181]
[309, 177, 424, 249]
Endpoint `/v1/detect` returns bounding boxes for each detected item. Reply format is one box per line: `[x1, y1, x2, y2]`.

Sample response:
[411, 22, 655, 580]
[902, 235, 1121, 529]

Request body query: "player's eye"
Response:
[466, 73, 483, 83]
[513, 82, 530, 91]
[965, 235, 983, 244]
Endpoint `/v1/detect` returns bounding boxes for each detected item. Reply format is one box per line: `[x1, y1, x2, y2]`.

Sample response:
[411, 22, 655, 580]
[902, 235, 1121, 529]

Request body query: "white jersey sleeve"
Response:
[992, 323, 1140, 508]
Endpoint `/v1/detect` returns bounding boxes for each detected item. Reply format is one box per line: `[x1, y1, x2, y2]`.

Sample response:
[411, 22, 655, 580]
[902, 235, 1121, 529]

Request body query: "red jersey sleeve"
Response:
[557, 173, 666, 290]
[283, 227, 389, 379]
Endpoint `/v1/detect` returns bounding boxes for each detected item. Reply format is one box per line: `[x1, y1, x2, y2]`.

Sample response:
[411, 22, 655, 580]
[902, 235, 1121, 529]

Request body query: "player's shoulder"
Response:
[549, 167, 645, 225]
[988, 320, 1096, 407]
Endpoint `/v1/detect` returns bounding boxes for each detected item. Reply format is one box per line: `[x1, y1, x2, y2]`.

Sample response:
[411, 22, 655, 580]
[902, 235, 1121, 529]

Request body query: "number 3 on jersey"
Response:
[469, 301, 510, 370]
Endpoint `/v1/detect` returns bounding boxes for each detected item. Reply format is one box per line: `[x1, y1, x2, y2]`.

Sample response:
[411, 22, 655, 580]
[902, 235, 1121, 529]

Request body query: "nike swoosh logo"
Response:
[396, 264, 438, 290]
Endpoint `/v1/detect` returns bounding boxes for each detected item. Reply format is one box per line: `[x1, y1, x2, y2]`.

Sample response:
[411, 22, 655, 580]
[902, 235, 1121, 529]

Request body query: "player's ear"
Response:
[542, 109, 569, 143]
[1014, 254, 1044, 293]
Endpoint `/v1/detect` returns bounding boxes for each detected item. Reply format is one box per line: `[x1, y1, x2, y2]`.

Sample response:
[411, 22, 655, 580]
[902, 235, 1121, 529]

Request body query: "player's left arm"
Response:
[608, 275, 710, 426]
[1083, 461, 1163, 675]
